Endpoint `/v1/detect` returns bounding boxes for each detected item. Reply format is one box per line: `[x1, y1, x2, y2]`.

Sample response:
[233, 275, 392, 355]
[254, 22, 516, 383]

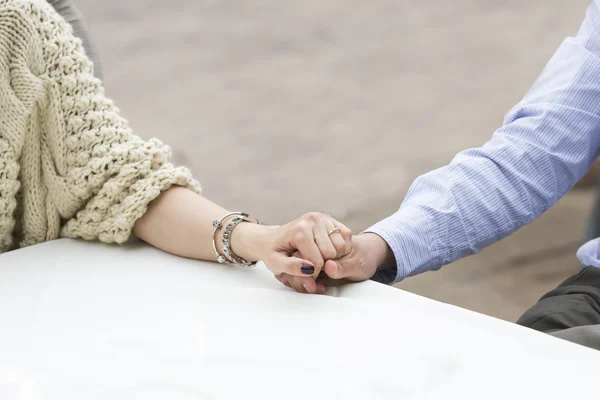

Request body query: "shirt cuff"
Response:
[363, 206, 442, 284]
[577, 238, 600, 268]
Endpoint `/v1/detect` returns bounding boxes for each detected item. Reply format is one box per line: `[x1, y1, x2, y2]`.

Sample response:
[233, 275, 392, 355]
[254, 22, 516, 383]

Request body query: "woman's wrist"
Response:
[229, 222, 277, 262]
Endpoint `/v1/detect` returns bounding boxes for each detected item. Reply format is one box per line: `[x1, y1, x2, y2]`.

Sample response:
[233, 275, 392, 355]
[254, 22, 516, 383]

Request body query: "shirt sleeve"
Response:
[367, 1, 600, 284]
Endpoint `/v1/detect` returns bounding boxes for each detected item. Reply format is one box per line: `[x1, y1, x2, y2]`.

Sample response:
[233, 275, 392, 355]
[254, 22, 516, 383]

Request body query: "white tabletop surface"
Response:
[0, 239, 598, 399]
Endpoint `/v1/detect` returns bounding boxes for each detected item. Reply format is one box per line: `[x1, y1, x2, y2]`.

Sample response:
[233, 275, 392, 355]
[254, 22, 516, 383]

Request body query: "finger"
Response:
[329, 217, 353, 254]
[316, 273, 330, 286]
[315, 276, 328, 294]
[277, 272, 321, 294]
[324, 257, 368, 282]
[291, 250, 322, 294]
[275, 273, 291, 288]
[294, 226, 325, 273]
[293, 270, 328, 294]
[279, 273, 307, 292]
[313, 218, 337, 262]
[265, 253, 317, 277]
[289, 275, 319, 294]
[323, 258, 349, 280]
[324, 219, 348, 258]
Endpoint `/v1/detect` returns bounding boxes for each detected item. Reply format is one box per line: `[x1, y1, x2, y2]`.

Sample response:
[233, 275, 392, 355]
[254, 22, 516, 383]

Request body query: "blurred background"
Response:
[77, 0, 596, 321]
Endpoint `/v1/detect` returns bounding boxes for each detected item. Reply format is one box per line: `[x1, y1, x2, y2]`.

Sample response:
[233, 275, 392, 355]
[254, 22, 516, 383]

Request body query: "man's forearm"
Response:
[365, 2, 600, 283]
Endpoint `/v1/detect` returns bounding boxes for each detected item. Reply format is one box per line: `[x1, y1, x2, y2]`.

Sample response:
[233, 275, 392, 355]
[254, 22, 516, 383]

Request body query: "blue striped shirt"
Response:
[366, 1, 600, 284]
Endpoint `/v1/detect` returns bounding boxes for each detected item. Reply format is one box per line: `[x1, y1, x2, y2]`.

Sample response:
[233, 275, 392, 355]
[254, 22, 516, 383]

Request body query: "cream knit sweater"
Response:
[0, 0, 201, 252]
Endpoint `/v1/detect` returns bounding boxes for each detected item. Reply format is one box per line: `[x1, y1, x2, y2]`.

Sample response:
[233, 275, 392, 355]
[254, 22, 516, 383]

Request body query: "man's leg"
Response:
[517, 267, 600, 333]
[547, 325, 600, 350]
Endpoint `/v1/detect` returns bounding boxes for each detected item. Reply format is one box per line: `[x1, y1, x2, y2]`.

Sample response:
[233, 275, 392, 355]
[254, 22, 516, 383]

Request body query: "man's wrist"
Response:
[355, 232, 396, 274]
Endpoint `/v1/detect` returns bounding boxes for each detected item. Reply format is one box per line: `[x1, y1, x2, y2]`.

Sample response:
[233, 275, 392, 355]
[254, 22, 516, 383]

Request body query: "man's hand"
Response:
[275, 233, 396, 293]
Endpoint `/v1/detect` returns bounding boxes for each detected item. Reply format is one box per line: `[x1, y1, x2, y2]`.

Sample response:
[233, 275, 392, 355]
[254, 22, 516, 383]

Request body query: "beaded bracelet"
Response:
[212, 212, 260, 267]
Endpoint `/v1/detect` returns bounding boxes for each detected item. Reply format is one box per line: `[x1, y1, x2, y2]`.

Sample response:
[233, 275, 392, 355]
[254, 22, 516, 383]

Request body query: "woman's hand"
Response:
[133, 188, 351, 292]
[229, 212, 352, 293]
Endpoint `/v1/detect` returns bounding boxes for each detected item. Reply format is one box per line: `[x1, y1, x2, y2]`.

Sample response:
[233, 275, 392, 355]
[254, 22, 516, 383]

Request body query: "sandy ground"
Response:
[76, 0, 595, 321]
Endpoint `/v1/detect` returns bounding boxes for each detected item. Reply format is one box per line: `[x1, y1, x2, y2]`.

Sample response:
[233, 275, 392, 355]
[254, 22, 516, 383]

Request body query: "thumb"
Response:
[266, 253, 317, 277]
[323, 257, 368, 281]
[323, 259, 348, 280]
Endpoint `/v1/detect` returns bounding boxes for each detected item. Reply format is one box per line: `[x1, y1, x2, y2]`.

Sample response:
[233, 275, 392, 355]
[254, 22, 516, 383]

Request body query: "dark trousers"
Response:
[517, 267, 600, 349]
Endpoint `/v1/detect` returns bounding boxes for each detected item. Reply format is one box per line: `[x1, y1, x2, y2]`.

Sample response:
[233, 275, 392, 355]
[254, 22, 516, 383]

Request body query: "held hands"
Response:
[232, 212, 394, 294]
[274, 231, 393, 294]
[256, 212, 353, 294]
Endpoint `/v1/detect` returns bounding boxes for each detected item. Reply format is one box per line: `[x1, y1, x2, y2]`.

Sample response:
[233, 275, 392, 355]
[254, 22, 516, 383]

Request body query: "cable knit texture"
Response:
[0, 0, 201, 252]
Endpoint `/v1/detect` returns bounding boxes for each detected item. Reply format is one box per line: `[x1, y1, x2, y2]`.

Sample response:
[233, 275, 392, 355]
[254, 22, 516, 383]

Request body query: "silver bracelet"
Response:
[212, 212, 261, 266]
[212, 212, 242, 264]
[221, 215, 259, 268]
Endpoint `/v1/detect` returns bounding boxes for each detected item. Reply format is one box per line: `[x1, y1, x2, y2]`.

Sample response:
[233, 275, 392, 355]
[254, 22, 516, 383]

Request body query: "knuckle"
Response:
[294, 230, 307, 243]
[304, 212, 320, 223]
[295, 220, 310, 233]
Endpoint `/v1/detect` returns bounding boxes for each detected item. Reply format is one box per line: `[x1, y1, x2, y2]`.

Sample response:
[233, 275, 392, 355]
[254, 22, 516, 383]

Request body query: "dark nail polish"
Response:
[301, 264, 315, 275]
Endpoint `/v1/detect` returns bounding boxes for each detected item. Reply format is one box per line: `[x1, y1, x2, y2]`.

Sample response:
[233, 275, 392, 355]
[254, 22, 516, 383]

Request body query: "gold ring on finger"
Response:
[328, 227, 341, 237]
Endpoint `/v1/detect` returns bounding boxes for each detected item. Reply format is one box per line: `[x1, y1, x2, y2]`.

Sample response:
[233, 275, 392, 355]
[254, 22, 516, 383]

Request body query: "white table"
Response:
[0, 239, 598, 399]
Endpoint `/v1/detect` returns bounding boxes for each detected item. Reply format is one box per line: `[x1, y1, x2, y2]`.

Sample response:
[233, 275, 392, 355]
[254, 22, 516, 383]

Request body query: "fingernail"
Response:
[301, 264, 315, 275]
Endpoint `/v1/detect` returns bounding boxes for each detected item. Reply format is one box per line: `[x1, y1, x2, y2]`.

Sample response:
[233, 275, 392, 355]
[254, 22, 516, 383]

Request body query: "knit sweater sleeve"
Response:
[24, 1, 202, 244]
[47, 0, 103, 80]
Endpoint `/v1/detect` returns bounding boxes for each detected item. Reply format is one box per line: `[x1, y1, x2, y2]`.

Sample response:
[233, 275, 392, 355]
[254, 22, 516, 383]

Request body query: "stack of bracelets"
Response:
[212, 212, 262, 268]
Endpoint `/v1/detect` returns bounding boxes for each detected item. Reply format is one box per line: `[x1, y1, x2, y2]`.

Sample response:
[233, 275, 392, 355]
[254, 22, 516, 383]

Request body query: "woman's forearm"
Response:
[132, 186, 272, 262]
[133, 186, 353, 293]
[133, 187, 225, 260]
